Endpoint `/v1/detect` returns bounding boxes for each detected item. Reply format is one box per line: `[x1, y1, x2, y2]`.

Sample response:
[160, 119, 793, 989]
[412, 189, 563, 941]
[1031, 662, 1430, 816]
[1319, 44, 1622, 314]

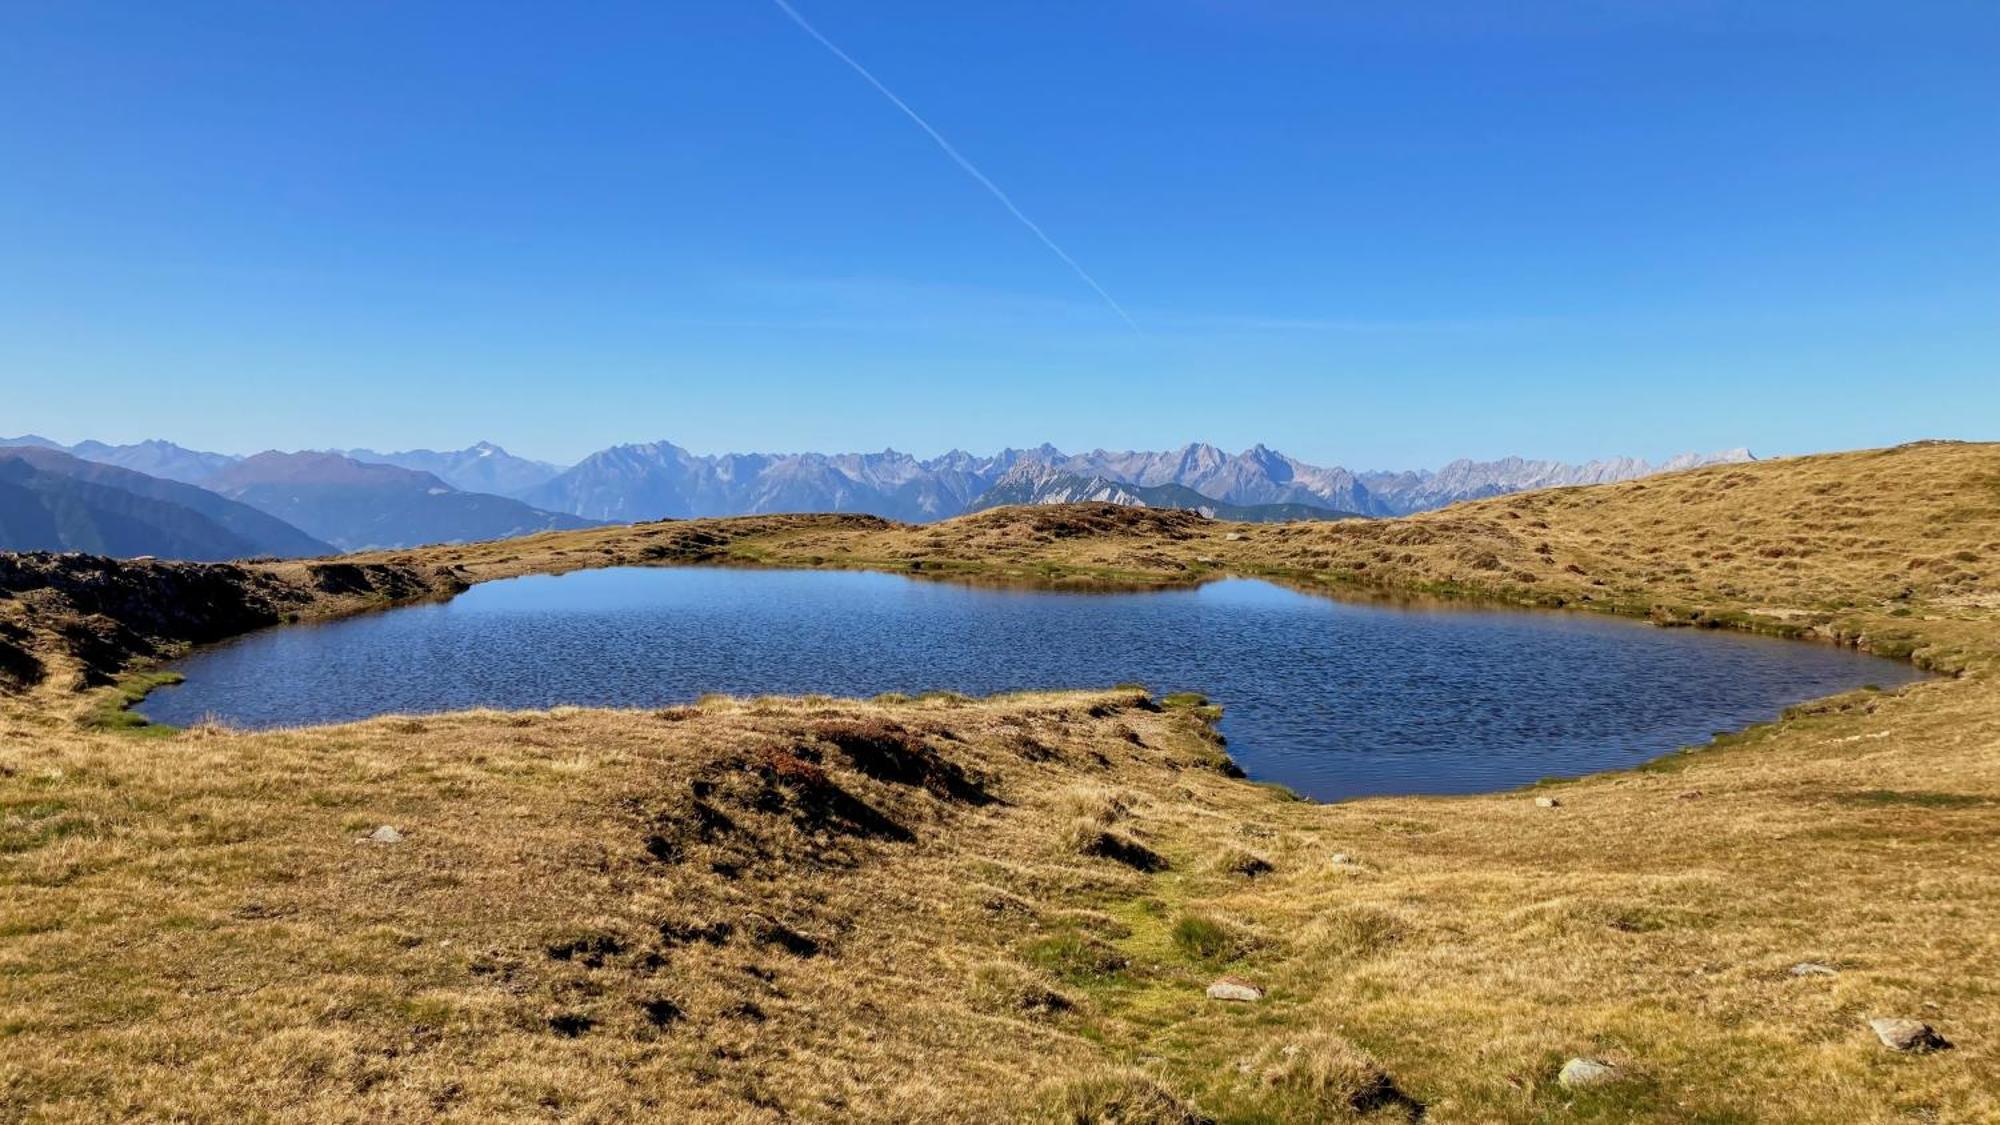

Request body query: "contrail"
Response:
[769, 0, 1141, 332]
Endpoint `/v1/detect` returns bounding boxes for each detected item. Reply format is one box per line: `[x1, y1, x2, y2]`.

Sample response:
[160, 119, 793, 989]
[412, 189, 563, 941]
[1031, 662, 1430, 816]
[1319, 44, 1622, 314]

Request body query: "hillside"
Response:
[0, 448, 335, 561]
[205, 451, 600, 551]
[0, 442, 1994, 1121]
[0, 446, 332, 558]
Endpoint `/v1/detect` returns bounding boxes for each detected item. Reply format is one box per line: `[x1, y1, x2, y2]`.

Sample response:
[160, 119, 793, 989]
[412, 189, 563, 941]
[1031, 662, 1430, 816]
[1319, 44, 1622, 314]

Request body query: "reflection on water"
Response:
[141, 568, 1921, 800]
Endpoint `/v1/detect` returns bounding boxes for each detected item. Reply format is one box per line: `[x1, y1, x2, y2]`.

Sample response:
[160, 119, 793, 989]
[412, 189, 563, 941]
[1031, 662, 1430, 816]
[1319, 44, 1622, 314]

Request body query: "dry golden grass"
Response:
[1, 440, 1997, 1122]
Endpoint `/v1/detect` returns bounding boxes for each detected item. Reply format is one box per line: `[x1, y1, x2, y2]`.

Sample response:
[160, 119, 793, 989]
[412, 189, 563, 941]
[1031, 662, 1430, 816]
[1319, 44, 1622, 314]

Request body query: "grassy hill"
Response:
[0, 441, 1995, 1121]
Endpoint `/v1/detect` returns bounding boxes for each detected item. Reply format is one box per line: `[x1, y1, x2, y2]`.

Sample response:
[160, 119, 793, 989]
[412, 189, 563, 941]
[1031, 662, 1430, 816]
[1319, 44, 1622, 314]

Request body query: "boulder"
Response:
[1205, 977, 1263, 1003]
[1557, 1058, 1619, 1089]
[1868, 1018, 1950, 1053]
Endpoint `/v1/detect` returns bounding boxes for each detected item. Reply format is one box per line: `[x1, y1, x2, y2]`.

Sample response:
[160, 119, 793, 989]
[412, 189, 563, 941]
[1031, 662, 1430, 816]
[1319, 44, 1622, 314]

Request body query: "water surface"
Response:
[141, 568, 1920, 800]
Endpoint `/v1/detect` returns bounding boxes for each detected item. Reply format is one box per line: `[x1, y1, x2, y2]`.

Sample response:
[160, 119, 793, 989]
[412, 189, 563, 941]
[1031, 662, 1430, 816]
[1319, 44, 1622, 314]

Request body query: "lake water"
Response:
[139, 567, 1921, 800]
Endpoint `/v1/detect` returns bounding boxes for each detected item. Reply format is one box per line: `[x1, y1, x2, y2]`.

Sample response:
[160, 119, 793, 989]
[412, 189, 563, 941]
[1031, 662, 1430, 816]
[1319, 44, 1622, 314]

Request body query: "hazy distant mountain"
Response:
[0, 435, 67, 451]
[968, 464, 1360, 522]
[520, 442, 1035, 523]
[61, 439, 241, 485]
[0, 446, 331, 558]
[204, 452, 598, 551]
[523, 439, 1753, 523]
[340, 442, 564, 497]
[1356, 450, 1756, 514]
[0, 449, 329, 560]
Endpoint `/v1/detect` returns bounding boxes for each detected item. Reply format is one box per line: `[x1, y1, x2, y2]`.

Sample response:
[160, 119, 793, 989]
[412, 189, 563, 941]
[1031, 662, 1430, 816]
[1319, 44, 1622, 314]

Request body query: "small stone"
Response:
[1789, 962, 1838, 977]
[1205, 977, 1263, 1003]
[362, 825, 405, 844]
[1868, 1018, 1951, 1053]
[1557, 1058, 1619, 1089]
[1534, 796, 1561, 809]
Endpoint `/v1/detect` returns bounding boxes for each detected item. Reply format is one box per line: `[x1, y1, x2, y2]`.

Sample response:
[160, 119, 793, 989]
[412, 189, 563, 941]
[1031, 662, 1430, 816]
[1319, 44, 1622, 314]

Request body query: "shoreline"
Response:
[103, 555, 1938, 807]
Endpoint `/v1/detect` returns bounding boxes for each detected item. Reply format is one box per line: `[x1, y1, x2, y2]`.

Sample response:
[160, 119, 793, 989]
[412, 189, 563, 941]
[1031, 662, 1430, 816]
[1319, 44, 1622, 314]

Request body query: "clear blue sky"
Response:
[3, 2, 1995, 468]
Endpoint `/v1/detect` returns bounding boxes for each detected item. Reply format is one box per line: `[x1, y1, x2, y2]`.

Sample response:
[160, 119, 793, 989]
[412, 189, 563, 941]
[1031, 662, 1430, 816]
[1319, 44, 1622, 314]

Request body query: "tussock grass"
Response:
[1169, 914, 1255, 965]
[1236, 1029, 1412, 1120]
[1037, 1067, 1211, 1125]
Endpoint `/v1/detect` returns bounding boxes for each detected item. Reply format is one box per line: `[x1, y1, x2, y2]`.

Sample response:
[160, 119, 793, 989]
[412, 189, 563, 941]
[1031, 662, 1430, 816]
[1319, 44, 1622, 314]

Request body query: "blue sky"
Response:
[3, 2, 1995, 468]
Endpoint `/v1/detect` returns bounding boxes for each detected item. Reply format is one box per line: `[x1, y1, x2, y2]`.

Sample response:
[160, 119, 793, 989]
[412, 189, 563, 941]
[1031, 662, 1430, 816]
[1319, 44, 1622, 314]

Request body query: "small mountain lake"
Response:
[138, 567, 1922, 800]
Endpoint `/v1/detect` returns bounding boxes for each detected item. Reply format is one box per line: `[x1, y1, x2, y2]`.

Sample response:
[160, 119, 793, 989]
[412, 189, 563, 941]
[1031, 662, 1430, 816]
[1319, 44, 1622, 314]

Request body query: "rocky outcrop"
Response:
[0, 551, 460, 690]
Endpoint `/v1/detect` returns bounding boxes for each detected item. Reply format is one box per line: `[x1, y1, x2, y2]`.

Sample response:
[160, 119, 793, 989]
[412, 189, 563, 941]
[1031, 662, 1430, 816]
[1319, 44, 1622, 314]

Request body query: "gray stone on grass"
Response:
[1557, 1057, 1619, 1089]
[1205, 977, 1263, 1003]
[1868, 1018, 1951, 1053]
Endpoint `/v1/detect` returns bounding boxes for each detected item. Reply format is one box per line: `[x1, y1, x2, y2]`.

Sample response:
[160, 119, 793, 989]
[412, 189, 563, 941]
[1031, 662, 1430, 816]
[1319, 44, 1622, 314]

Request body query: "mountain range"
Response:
[201, 452, 598, 552]
[0, 440, 594, 555]
[0, 446, 334, 559]
[516, 439, 1752, 522]
[1, 434, 1754, 559]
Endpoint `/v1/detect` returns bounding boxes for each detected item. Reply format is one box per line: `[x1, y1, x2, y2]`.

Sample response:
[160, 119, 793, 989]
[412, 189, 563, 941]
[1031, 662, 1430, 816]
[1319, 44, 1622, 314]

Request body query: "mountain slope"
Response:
[339, 442, 564, 497]
[0, 446, 332, 558]
[204, 452, 600, 551]
[0, 455, 266, 560]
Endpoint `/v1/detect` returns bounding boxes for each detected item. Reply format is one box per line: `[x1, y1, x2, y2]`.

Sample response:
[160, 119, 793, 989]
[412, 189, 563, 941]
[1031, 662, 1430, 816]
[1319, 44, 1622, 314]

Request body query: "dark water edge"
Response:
[139, 567, 1923, 801]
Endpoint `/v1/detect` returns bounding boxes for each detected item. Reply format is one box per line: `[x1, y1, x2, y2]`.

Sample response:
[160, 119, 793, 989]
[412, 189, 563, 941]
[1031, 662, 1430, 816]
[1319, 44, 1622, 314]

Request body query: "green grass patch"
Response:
[1837, 789, 1989, 810]
[1021, 928, 1131, 988]
[1169, 914, 1252, 965]
[81, 670, 184, 737]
